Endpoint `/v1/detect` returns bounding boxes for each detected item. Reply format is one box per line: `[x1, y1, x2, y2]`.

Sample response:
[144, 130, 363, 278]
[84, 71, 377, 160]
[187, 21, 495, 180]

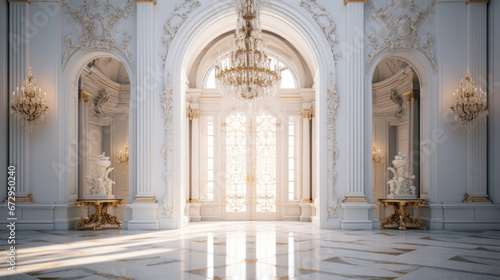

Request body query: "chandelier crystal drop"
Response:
[450, 67, 488, 130]
[10, 66, 49, 130]
[215, 0, 281, 112]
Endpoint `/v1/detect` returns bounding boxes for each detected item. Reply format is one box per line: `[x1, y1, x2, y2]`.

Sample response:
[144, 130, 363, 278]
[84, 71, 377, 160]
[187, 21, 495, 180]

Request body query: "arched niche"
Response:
[57, 50, 136, 224]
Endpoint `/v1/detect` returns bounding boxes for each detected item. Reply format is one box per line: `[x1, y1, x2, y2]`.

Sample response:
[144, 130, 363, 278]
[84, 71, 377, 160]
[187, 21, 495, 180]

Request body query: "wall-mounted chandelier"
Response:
[215, 0, 281, 111]
[450, 67, 488, 130]
[116, 141, 129, 164]
[11, 66, 49, 130]
[372, 142, 384, 165]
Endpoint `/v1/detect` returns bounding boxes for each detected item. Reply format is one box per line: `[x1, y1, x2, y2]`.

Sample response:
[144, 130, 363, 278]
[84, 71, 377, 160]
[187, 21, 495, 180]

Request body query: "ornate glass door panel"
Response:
[224, 112, 278, 220]
[253, 113, 277, 219]
[224, 113, 249, 220]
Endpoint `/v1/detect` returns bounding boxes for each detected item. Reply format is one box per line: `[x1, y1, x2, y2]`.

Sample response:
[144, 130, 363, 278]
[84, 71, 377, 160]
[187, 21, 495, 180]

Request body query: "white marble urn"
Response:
[86, 152, 115, 199]
[387, 152, 416, 199]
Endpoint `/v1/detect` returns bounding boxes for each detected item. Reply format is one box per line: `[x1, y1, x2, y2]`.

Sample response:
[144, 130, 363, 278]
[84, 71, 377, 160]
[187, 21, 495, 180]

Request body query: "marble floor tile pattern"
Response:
[1, 222, 500, 279]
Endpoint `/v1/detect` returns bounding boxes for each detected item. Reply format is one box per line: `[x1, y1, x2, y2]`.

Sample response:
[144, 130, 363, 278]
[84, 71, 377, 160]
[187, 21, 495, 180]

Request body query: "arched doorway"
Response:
[162, 1, 336, 228]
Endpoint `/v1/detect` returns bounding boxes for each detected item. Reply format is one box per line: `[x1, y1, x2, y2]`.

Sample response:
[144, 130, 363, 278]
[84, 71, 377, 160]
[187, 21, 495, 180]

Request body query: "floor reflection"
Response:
[1, 222, 500, 279]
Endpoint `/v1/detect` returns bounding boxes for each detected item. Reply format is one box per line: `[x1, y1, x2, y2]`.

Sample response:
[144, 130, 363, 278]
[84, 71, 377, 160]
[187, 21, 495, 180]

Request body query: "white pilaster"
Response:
[188, 103, 201, 221]
[134, 1, 156, 202]
[342, 0, 375, 229]
[465, 0, 490, 203]
[300, 104, 312, 221]
[344, 1, 367, 203]
[190, 104, 200, 201]
[9, 1, 30, 200]
[125, 0, 158, 230]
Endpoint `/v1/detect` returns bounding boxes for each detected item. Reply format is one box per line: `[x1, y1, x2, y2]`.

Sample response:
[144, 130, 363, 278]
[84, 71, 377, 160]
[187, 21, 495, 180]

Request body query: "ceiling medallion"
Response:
[215, 0, 281, 112]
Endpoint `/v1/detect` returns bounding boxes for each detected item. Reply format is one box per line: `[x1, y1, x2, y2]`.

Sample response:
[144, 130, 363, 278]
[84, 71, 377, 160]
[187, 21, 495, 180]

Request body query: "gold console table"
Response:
[75, 199, 126, 230]
[377, 199, 426, 230]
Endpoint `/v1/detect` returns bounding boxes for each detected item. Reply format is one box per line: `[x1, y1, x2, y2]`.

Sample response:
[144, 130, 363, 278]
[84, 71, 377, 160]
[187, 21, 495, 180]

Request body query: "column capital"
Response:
[344, 0, 365, 5]
[135, 0, 157, 5]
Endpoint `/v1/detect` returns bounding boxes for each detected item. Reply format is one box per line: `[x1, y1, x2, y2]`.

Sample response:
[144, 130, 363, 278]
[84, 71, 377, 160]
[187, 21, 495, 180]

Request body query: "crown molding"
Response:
[8, 0, 30, 3]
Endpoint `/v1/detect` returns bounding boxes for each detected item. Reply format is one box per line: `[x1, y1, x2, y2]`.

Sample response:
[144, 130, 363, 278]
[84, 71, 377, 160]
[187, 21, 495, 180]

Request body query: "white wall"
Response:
[0, 0, 8, 202]
[488, 0, 500, 204]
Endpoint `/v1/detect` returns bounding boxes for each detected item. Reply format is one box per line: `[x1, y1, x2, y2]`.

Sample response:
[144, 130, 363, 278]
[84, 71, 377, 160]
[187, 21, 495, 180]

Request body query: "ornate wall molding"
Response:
[326, 73, 340, 219]
[61, 0, 134, 70]
[160, 76, 174, 219]
[366, 0, 437, 72]
[159, 0, 201, 65]
[299, 0, 342, 62]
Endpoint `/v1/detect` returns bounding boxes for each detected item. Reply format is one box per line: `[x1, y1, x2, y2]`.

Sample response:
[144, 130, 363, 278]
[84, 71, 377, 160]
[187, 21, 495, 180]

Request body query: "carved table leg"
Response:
[380, 202, 400, 229]
[398, 202, 407, 230]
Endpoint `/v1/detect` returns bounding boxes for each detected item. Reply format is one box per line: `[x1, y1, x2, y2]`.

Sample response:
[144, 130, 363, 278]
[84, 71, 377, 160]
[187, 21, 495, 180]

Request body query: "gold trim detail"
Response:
[301, 199, 313, 203]
[79, 90, 91, 103]
[135, 0, 157, 5]
[133, 196, 158, 203]
[403, 89, 420, 103]
[4, 193, 34, 203]
[342, 196, 368, 203]
[186, 199, 200, 203]
[462, 193, 491, 203]
[301, 109, 314, 120]
[377, 199, 426, 230]
[75, 199, 126, 230]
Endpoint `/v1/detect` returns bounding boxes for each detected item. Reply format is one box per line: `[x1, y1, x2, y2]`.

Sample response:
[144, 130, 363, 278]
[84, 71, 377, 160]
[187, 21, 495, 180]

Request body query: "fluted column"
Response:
[344, 0, 367, 203]
[465, 0, 490, 203]
[9, 0, 30, 200]
[134, 0, 156, 202]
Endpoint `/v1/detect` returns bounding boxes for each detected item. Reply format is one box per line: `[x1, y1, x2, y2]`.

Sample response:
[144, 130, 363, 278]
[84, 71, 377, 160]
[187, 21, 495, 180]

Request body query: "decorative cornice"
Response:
[135, 0, 157, 4]
[299, 0, 342, 63]
[8, 0, 30, 3]
[344, 0, 365, 5]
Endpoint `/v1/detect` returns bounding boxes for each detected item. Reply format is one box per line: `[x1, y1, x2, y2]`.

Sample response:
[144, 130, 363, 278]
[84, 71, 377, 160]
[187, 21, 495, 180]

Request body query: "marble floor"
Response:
[1, 222, 500, 280]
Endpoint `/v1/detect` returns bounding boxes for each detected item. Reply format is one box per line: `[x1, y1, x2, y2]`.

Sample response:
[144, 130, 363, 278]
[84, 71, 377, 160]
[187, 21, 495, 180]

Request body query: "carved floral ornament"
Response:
[299, 0, 342, 62]
[366, 0, 437, 73]
[61, 0, 134, 70]
[326, 72, 340, 219]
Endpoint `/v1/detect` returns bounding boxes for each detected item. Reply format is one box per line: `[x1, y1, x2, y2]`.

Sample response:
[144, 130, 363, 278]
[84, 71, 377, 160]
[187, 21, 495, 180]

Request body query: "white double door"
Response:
[223, 112, 279, 220]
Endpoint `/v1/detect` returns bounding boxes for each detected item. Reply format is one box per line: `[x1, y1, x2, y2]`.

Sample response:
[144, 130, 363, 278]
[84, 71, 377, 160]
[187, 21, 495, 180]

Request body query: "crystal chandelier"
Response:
[372, 142, 384, 165]
[451, 67, 488, 130]
[10, 66, 49, 130]
[215, 0, 281, 111]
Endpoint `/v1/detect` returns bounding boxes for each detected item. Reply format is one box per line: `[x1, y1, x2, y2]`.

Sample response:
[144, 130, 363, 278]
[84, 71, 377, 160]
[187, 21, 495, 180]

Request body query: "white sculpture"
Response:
[387, 152, 416, 199]
[87, 153, 115, 199]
